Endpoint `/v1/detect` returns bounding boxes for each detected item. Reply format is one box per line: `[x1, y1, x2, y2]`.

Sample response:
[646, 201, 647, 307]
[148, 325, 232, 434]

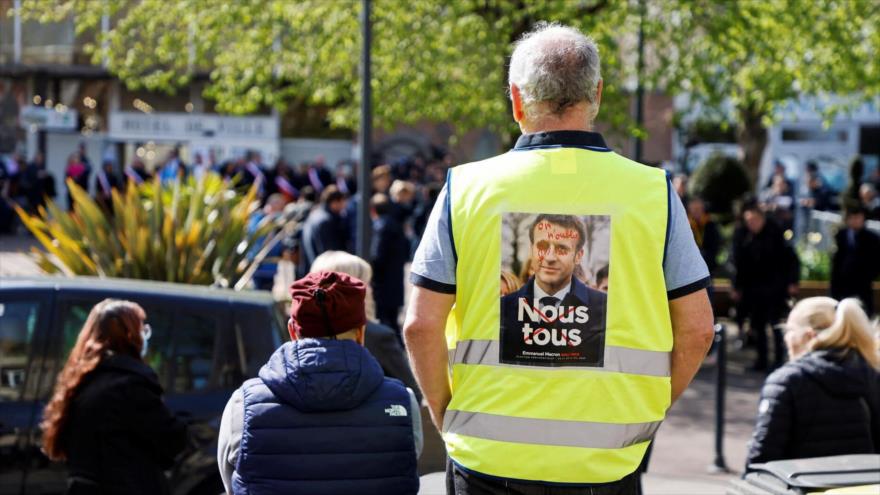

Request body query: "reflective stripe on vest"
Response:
[450, 339, 670, 377]
[444, 146, 672, 484]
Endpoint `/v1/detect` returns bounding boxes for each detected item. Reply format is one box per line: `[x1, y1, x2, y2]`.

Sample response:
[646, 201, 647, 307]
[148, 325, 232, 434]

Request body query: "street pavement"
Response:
[1, 234, 765, 494]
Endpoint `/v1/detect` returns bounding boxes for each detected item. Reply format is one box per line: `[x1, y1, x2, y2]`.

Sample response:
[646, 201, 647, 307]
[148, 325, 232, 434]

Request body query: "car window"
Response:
[0, 301, 40, 402]
[58, 299, 239, 394]
[234, 303, 284, 378]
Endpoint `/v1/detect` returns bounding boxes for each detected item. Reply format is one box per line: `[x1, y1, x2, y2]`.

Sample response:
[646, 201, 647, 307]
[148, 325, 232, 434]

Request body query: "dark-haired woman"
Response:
[41, 299, 187, 495]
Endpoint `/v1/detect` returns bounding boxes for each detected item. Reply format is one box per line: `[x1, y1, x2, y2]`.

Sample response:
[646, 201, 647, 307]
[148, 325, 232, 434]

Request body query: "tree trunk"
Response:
[737, 106, 768, 191]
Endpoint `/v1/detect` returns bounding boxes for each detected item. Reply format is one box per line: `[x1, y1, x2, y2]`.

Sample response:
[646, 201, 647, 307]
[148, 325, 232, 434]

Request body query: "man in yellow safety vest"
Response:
[404, 22, 714, 493]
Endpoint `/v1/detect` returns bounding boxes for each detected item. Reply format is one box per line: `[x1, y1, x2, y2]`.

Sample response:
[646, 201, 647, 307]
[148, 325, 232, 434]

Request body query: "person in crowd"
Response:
[191, 152, 211, 182]
[240, 150, 266, 197]
[123, 158, 151, 186]
[370, 193, 410, 335]
[404, 23, 713, 491]
[0, 155, 19, 233]
[831, 206, 880, 316]
[593, 264, 609, 292]
[299, 185, 348, 275]
[842, 156, 865, 209]
[335, 161, 357, 196]
[764, 159, 794, 193]
[306, 155, 332, 192]
[687, 197, 721, 275]
[372, 164, 393, 195]
[271, 158, 299, 201]
[859, 183, 880, 220]
[158, 148, 186, 184]
[672, 173, 689, 204]
[217, 271, 421, 494]
[310, 250, 422, 402]
[247, 193, 288, 291]
[732, 201, 800, 372]
[40, 299, 187, 494]
[389, 179, 417, 229]
[64, 151, 91, 211]
[799, 162, 833, 212]
[760, 175, 796, 231]
[94, 159, 121, 214]
[745, 297, 879, 467]
[21, 151, 56, 213]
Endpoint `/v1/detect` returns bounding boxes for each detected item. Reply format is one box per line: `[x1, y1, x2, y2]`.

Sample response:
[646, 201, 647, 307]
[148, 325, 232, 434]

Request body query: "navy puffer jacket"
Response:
[231, 339, 419, 495]
[746, 349, 880, 468]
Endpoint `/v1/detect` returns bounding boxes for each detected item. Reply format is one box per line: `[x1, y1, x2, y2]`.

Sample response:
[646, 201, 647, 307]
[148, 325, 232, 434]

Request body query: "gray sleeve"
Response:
[407, 388, 424, 459]
[218, 388, 244, 495]
[410, 183, 457, 293]
[663, 185, 711, 299]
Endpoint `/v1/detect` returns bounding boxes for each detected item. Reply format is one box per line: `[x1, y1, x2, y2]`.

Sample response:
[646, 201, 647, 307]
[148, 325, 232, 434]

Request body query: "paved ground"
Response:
[2, 234, 765, 494]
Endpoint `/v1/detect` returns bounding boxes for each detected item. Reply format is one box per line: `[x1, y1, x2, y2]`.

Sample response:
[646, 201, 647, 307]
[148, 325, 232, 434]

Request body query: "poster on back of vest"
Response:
[500, 213, 610, 367]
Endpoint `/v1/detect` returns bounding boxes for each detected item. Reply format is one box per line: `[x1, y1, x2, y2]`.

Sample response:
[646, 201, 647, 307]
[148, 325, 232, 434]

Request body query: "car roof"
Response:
[0, 276, 277, 305]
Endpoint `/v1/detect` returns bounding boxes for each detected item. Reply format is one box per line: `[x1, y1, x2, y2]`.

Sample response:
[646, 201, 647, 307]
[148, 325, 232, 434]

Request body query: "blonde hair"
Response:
[788, 297, 880, 369]
[310, 251, 376, 321]
[500, 271, 523, 296]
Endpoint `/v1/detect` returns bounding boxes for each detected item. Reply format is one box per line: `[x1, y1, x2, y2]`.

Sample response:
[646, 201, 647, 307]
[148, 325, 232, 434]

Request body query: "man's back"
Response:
[220, 339, 420, 495]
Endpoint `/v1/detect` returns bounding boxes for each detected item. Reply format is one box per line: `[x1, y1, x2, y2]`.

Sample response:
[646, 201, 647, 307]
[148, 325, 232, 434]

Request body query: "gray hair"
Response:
[508, 23, 602, 122]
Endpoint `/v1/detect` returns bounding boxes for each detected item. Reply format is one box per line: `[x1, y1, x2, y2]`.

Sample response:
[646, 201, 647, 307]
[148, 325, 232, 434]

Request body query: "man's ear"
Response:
[594, 79, 603, 110]
[510, 83, 525, 123]
[288, 318, 299, 341]
[575, 249, 585, 264]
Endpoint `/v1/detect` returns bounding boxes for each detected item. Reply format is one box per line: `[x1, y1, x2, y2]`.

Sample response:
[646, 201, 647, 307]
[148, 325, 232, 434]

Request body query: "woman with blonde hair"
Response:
[310, 250, 422, 402]
[746, 297, 880, 467]
[42, 299, 186, 494]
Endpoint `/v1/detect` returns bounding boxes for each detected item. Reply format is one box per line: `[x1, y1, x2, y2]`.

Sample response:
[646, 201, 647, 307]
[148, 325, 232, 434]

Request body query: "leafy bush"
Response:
[797, 242, 831, 281]
[15, 175, 275, 287]
[689, 153, 751, 216]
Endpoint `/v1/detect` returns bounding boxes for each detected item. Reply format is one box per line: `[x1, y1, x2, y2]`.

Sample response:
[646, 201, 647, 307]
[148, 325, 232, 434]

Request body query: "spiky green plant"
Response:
[15, 175, 277, 288]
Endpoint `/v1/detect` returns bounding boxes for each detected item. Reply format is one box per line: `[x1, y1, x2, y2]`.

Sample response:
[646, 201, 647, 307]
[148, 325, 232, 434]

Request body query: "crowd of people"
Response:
[15, 21, 879, 495]
[674, 157, 880, 373]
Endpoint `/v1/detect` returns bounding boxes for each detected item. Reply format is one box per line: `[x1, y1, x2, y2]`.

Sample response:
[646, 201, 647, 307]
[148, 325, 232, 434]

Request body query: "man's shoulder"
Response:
[571, 278, 606, 305]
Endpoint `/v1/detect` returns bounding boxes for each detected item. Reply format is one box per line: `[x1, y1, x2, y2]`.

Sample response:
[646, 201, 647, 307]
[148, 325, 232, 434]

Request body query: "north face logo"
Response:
[384, 404, 407, 417]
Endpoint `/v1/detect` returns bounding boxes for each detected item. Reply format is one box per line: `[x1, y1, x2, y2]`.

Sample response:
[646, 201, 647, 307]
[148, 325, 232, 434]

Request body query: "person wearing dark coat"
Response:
[831, 207, 880, 316]
[746, 297, 880, 468]
[40, 299, 187, 495]
[370, 193, 411, 335]
[298, 185, 349, 275]
[217, 272, 421, 494]
[732, 203, 800, 372]
[21, 152, 57, 212]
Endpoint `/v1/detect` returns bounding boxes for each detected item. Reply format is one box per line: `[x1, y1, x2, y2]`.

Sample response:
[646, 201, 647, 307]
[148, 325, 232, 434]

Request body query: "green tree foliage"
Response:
[15, 176, 275, 287]
[15, 0, 638, 140]
[647, 0, 880, 181]
[14, 1, 879, 171]
[689, 153, 751, 216]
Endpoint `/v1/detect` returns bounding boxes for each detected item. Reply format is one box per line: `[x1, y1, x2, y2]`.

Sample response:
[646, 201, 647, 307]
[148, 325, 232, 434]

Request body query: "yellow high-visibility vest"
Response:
[444, 145, 672, 483]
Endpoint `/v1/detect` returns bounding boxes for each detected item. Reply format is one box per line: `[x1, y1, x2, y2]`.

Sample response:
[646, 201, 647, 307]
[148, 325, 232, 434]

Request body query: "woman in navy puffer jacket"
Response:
[746, 297, 880, 468]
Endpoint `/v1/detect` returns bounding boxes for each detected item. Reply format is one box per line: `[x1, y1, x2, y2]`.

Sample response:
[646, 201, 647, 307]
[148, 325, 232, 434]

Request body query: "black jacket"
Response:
[732, 221, 799, 300]
[299, 205, 348, 273]
[61, 354, 187, 495]
[831, 228, 880, 314]
[370, 214, 410, 308]
[746, 349, 880, 468]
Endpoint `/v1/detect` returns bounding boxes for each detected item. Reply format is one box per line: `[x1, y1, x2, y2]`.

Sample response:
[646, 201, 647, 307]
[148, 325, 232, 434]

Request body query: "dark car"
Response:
[0, 277, 288, 495]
